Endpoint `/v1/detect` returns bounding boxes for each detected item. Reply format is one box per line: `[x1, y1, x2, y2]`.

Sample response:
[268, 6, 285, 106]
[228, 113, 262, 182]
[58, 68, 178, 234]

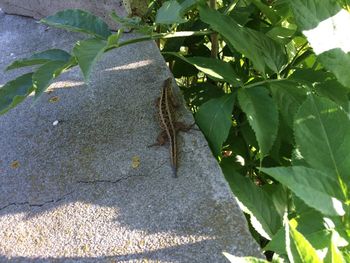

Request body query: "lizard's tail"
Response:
[172, 166, 177, 178]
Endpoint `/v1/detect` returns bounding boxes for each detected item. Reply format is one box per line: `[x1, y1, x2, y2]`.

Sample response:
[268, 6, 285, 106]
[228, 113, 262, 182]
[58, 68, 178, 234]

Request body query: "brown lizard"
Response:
[150, 77, 193, 177]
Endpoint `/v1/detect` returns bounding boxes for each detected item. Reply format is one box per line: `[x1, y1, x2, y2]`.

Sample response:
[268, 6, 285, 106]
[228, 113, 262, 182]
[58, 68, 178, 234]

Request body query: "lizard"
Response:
[150, 77, 193, 178]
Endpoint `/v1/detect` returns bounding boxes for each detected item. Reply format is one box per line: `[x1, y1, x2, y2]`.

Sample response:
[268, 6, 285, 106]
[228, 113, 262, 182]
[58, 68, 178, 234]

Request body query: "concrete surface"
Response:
[0, 11, 262, 262]
[0, 0, 130, 30]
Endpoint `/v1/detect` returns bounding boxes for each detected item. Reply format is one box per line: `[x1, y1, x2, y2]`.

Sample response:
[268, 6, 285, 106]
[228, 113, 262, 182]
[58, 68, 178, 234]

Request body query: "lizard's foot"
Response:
[148, 130, 168, 147]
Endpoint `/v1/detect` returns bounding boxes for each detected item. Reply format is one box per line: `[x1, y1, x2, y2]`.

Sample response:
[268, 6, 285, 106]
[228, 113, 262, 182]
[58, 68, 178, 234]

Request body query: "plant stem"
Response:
[224, 0, 239, 15]
[105, 30, 213, 52]
[244, 78, 294, 88]
[281, 42, 308, 77]
[210, 0, 218, 58]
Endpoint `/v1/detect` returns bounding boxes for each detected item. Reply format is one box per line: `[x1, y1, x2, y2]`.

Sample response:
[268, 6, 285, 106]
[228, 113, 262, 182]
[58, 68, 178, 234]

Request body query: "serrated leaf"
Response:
[269, 80, 307, 128]
[73, 38, 107, 80]
[260, 166, 345, 216]
[221, 159, 282, 239]
[315, 79, 350, 110]
[195, 93, 234, 156]
[318, 50, 350, 89]
[33, 60, 68, 99]
[287, 221, 322, 263]
[41, 9, 111, 39]
[156, 0, 186, 24]
[6, 49, 71, 71]
[290, 69, 350, 109]
[0, 73, 34, 115]
[289, 0, 350, 88]
[290, 68, 331, 84]
[238, 86, 279, 156]
[199, 5, 287, 74]
[288, 0, 340, 31]
[294, 95, 350, 191]
[164, 53, 242, 86]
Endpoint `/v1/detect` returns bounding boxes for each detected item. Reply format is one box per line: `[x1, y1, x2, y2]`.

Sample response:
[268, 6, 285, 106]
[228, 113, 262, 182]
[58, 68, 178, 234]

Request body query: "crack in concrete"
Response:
[0, 158, 194, 212]
[0, 173, 144, 212]
[0, 190, 75, 211]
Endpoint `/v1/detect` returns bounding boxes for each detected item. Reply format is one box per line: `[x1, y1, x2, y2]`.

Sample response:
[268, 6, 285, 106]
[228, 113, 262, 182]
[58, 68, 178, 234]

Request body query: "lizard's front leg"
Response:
[175, 122, 196, 132]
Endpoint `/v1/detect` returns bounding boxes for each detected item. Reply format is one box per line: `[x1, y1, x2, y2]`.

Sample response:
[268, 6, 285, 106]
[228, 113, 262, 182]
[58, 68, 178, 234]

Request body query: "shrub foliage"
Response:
[1, 0, 350, 261]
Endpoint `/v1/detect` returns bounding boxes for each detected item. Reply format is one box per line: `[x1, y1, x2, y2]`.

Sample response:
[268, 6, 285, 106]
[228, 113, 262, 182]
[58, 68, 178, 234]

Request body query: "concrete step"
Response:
[0, 8, 262, 263]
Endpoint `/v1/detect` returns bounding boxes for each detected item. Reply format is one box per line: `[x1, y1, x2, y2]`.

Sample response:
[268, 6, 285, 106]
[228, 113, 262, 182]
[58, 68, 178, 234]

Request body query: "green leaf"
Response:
[296, 210, 333, 249]
[324, 235, 346, 263]
[229, 6, 254, 26]
[199, 5, 287, 74]
[164, 53, 242, 86]
[318, 50, 350, 89]
[250, 0, 280, 24]
[195, 93, 234, 156]
[41, 9, 111, 39]
[240, 121, 259, 149]
[110, 12, 153, 34]
[33, 60, 68, 99]
[262, 184, 288, 218]
[172, 57, 198, 78]
[107, 30, 123, 48]
[266, 26, 296, 45]
[223, 253, 269, 263]
[0, 73, 34, 115]
[286, 221, 322, 263]
[289, 191, 348, 252]
[260, 166, 345, 216]
[288, 0, 341, 31]
[290, 69, 350, 110]
[266, 227, 332, 256]
[314, 79, 350, 111]
[110, 12, 142, 28]
[265, 210, 333, 255]
[238, 86, 279, 156]
[294, 95, 350, 191]
[156, 0, 186, 24]
[73, 38, 107, 80]
[181, 82, 225, 107]
[289, 0, 350, 88]
[222, 159, 282, 239]
[269, 80, 307, 128]
[6, 49, 71, 71]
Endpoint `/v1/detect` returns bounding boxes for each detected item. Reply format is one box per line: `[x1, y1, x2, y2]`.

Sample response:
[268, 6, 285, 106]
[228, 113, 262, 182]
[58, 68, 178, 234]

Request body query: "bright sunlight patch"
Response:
[303, 10, 350, 55]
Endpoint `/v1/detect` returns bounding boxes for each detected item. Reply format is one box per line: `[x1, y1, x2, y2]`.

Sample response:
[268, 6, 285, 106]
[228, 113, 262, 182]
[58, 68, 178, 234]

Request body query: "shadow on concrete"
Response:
[0, 12, 261, 262]
[0, 240, 225, 262]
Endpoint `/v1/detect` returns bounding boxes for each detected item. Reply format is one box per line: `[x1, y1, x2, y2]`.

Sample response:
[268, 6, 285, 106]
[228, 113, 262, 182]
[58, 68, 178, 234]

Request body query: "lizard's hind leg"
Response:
[148, 130, 168, 147]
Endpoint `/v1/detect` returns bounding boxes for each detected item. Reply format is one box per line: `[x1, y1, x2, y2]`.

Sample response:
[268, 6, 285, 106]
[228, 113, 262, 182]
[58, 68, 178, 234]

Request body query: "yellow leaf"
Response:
[11, 160, 20, 169]
[131, 156, 140, 168]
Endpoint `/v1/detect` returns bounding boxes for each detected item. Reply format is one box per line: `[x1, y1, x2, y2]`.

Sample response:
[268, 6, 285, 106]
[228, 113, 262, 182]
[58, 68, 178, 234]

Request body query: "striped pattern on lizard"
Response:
[150, 77, 193, 177]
